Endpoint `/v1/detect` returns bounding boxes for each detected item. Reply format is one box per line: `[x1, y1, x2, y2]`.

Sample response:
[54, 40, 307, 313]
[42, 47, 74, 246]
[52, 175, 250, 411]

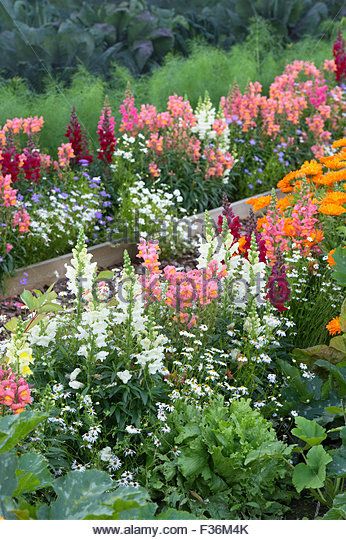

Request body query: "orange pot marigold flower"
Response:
[326, 316, 342, 336]
[277, 170, 301, 192]
[277, 195, 294, 212]
[283, 218, 296, 237]
[316, 169, 346, 186]
[246, 194, 272, 212]
[319, 202, 346, 216]
[319, 155, 346, 170]
[320, 192, 346, 205]
[300, 160, 323, 176]
[332, 138, 346, 149]
[238, 236, 247, 252]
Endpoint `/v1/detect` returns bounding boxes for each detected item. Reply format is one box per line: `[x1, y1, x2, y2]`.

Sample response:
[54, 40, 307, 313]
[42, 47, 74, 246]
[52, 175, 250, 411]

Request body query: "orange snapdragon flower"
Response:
[327, 248, 336, 266]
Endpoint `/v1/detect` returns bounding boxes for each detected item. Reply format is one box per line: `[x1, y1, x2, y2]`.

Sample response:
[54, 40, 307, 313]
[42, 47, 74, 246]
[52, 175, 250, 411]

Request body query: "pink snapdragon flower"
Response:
[0, 367, 32, 414]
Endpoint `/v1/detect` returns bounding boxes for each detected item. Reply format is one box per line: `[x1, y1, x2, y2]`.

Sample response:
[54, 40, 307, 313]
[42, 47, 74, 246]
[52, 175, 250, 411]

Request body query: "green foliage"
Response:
[323, 493, 346, 519]
[0, 0, 184, 89]
[293, 445, 332, 493]
[0, 411, 48, 455]
[148, 398, 292, 519]
[0, 410, 194, 520]
[333, 247, 346, 287]
[290, 416, 346, 512]
[291, 416, 327, 447]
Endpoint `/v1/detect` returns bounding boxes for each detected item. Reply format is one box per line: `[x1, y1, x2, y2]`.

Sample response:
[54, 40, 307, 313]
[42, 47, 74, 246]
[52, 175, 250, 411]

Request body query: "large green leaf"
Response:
[292, 344, 345, 367]
[0, 412, 47, 455]
[314, 360, 346, 398]
[14, 453, 52, 496]
[332, 247, 346, 286]
[292, 445, 332, 493]
[291, 416, 327, 447]
[49, 469, 114, 519]
[178, 439, 208, 478]
[0, 452, 18, 497]
[324, 492, 346, 519]
[244, 441, 290, 464]
[327, 427, 346, 479]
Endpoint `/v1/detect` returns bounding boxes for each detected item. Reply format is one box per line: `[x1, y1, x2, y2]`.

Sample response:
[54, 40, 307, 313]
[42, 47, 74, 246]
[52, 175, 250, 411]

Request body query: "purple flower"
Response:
[31, 193, 41, 203]
[94, 211, 103, 219]
[17, 193, 24, 202]
[248, 183, 254, 190]
[79, 159, 90, 167]
[82, 172, 90, 180]
[257, 168, 263, 173]
[102, 201, 112, 208]
[52, 187, 61, 193]
[249, 138, 256, 146]
[59, 193, 69, 200]
[20, 272, 29, 286]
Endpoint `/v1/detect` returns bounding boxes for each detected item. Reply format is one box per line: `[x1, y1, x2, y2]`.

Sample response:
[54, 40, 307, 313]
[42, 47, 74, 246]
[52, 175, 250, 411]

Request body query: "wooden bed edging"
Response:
[3, 190, 278, 297]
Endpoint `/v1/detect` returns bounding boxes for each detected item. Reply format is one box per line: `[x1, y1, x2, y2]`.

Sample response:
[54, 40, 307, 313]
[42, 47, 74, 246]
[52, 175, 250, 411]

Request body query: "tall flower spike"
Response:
[217, 194, 241, 240]
[266, 251, 290, 312]
[65, 107, 92, 164]
[333, 32, 346, 83]
[98, 98, 117, 164]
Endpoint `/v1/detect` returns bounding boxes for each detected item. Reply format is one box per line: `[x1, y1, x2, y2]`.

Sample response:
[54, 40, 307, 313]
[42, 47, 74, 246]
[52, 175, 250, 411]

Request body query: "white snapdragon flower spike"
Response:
[113, 252, 146, 335]
[65, 234, 97, 298]
[192, 94, 216, 140]
[76, 307, 110, 362]
[197, 214, 240, 274]
[134, 332, 168, 375]
[29, 318, 59, 348]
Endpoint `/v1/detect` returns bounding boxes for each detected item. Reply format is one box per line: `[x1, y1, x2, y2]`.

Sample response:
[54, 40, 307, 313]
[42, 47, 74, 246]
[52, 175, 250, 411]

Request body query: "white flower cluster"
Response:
[65, 240, 97, 297]
[192, 94, 216, 140]
[99, 446, 122, 473]
[192, 93, 230, 151]
[29, 318, 59, 348]
[133, 331, 168, 375]
[26, 181, 105, 250]
[118, 179, 185, 242]
[76, 307, 110, 362]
